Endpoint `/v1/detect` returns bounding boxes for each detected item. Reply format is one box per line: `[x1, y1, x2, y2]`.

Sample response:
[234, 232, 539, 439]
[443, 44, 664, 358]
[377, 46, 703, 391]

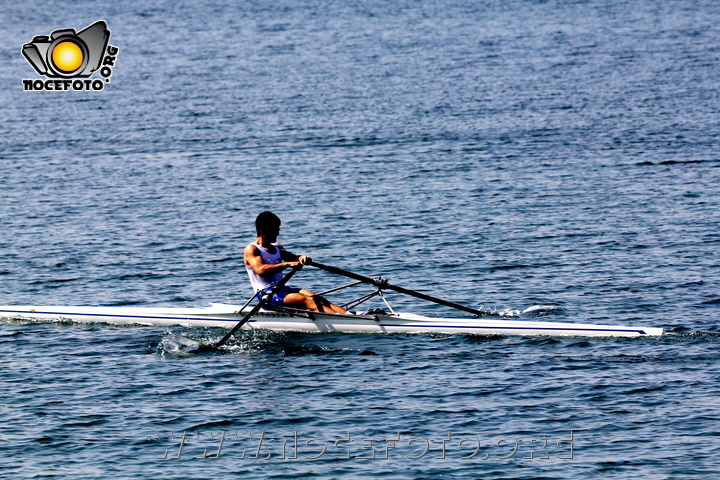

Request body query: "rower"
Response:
[244, 211, 347, 314]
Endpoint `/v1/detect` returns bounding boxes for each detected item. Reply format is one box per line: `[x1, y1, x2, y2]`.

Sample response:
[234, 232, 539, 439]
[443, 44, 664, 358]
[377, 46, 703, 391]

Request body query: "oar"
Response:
[215, 265, 302, 347]
[308, 261, 503, 317]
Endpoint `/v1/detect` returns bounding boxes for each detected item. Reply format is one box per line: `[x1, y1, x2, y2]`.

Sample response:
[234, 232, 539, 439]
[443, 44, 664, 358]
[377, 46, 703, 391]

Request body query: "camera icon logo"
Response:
[22, 20, 110, 78]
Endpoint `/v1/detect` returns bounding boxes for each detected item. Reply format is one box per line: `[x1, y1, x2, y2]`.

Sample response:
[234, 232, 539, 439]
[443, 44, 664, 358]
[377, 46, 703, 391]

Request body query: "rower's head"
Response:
[256, 211, 281, 239]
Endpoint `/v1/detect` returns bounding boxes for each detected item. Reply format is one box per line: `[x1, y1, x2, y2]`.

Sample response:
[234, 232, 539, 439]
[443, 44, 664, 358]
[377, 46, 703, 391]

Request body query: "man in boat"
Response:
[245, 211, 347, 314]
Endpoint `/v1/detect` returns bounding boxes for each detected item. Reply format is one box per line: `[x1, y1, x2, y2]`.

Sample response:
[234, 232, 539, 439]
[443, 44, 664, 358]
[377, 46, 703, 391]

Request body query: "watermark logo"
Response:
[153, 430, 575, 461]
[21, 20, 119, 91]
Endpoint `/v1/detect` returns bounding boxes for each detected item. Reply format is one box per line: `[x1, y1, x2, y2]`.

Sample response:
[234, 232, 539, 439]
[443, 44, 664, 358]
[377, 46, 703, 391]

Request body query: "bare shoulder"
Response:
[244, 243, 261, 263]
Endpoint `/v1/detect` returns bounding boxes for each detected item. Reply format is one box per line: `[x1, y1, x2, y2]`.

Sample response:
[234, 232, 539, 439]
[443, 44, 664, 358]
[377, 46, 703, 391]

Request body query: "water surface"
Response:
[1, 0, 719, 478]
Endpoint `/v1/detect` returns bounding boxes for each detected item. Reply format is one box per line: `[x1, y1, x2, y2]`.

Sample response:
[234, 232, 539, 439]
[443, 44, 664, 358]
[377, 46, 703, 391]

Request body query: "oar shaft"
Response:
[390, 283, 500, 317]
[309, 261, 499, 317]
[308, 261, 384, 286]
[216, 265, 302, 347]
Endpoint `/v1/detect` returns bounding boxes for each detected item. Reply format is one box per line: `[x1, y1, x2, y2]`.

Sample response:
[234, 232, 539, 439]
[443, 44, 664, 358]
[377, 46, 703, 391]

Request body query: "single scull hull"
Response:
[0, 303, 663, 337]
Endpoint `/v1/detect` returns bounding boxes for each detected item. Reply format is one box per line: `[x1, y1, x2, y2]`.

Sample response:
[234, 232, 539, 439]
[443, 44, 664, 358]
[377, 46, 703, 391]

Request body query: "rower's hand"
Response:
[298, 255, 312, 265]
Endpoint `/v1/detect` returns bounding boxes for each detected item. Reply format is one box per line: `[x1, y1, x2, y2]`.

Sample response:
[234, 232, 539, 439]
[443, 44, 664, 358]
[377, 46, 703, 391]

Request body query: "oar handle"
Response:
[309, 261, 500, 317]
[216, 265, 302, 347]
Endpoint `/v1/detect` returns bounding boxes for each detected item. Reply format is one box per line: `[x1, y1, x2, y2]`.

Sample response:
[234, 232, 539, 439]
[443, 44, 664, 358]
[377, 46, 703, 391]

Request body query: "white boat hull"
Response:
[0, 303, 663, 337]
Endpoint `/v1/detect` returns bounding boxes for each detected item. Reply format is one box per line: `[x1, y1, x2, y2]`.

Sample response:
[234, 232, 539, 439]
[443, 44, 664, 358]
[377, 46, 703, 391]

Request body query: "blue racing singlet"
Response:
[246, 243, 284, 292]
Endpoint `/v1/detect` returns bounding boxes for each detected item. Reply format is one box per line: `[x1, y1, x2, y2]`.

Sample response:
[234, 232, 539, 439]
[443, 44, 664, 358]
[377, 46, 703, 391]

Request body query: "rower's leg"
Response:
[282, 292, 319, 311]
[311, 295, 348, 315]
[300, 289, 347, 315]
[326, 300, 348, 315]
[283, 291, 347, 314]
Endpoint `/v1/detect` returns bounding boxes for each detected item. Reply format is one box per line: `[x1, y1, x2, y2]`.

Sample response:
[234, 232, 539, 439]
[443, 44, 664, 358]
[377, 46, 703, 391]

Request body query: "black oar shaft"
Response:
[309, 261, 499, 317]
[308, 261, 384, 286]
[216, 265, 302, 347]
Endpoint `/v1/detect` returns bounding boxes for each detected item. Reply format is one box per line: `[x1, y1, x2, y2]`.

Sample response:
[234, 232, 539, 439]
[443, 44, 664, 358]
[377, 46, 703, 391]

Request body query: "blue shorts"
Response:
[257, 286, 301, 306]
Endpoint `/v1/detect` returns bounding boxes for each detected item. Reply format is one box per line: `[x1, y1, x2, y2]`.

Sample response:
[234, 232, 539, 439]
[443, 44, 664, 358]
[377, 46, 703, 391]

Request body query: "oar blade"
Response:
[216, 265, 302, 347]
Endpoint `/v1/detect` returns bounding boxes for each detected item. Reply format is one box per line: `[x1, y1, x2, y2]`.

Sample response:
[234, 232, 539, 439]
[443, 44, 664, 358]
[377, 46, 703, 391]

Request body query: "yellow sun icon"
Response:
[51, 41, 84, 73]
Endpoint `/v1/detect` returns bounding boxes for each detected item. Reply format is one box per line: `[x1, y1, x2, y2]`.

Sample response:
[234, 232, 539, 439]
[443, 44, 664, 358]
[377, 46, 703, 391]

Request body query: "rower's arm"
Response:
[244, 244, 300, 277]
[279, 244, 311, 266]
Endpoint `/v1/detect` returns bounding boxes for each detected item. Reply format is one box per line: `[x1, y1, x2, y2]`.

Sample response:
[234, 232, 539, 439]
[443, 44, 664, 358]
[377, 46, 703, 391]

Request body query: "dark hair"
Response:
[255, 211, 281, 236]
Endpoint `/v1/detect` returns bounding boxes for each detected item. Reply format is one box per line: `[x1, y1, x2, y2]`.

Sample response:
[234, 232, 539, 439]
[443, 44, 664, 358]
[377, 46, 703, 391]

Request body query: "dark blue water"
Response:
[2, 0, 720, 478]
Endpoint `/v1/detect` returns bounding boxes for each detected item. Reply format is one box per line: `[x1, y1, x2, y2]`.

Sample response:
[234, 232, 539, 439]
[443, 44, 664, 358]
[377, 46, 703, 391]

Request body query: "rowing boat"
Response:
[0, 262, 664, 337]
[0, 303, 662, 337]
